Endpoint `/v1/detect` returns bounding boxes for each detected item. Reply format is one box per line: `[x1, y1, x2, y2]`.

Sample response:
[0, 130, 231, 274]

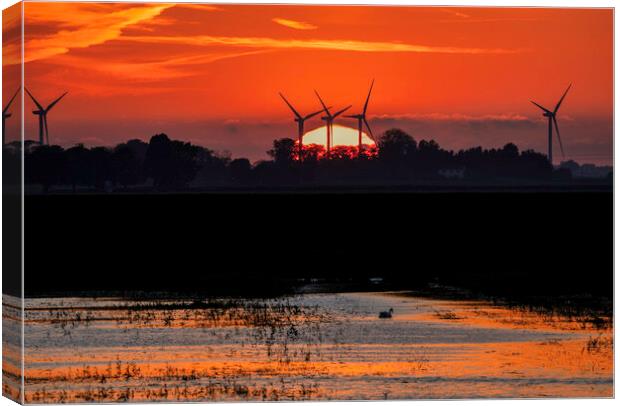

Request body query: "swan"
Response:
[379, 308, 394, 319]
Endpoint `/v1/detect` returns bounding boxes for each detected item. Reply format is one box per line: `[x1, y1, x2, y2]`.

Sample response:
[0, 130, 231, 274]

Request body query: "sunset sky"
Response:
[2, 3, 614, 164]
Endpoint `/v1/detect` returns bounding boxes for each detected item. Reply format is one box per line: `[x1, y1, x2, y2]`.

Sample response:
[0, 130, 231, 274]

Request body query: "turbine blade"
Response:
[314, 90, 331, 116]
[530, 100, 551, 114]
[343, 114, 357, 118]
[363, 117, 374, 138]
[303, 108, 325, 120]
[553, 83, 572, 114]
[25, 88, 44, 111]
[552, 116, 565, 158]
[279, 92, 302, 119]
[363, 79, 374, 115]
[46, 92, 68, 112]
[3, 87, 20, 114]
[332, 105, 352, 118]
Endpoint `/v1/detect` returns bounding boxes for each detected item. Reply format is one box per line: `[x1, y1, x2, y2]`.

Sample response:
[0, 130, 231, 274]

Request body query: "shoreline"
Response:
[24, 182, 612, 195]
[8, 282, 613, 319]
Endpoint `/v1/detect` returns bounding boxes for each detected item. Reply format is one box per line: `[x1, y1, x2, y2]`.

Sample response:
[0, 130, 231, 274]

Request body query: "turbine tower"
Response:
[345, 79, 376, 156]
[2, 87, 20, 146]
[314, 90, 351, 157]
[25, 88, 68, 145]
[279, 92, 324, 159]
[530, 84, 571, 166]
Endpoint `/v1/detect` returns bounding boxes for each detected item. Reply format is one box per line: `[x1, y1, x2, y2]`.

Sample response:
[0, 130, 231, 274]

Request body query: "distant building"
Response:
[439, 168, 465, 179]
[559, 160, 612, 178]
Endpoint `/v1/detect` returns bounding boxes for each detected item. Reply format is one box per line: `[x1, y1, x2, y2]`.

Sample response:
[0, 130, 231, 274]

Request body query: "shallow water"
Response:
[3, 292, 613, 402]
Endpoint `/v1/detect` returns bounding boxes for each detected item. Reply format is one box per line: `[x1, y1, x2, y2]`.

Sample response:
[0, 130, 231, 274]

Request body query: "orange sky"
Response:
[2, 3, 614, 164]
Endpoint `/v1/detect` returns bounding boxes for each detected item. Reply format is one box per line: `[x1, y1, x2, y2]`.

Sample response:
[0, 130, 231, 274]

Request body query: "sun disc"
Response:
[301, 124, 374, 148]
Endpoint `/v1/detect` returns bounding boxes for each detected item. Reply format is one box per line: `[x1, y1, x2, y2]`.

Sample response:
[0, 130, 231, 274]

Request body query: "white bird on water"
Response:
[379, 308, 394, 319]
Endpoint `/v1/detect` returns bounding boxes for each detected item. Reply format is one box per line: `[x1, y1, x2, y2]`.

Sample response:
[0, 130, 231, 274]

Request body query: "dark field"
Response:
[16, 189, 612, 302]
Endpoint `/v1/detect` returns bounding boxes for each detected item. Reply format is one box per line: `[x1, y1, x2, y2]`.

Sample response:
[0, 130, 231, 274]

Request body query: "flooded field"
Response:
[2, 292, 613, 402]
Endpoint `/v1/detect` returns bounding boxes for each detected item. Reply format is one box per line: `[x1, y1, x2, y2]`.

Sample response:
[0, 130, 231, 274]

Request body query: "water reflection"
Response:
[3, 292, 613, 402]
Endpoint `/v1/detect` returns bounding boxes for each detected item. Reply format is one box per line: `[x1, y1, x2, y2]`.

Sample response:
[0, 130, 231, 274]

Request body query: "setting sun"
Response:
[302, 124, 375, 149]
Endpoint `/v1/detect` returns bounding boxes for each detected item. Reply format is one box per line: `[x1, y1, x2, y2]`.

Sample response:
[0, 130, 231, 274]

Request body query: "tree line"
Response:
[3, 128, 573, 192]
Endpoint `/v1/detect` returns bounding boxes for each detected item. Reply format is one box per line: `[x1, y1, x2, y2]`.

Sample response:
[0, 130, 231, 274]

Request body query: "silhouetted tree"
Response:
[268, 138, 296, 166]
[378, 129, 417, 163]
[172, 141, 198, 185]
[501, 142, 519, 158]
[300, 144, 325, 163]
[125, 139, 149, 164]
[457, 144, 551, 180]
[229, 158, 252, 184]
[553, 167, 573, 181]
[253, 160, 277, 185]
[144, 133, 173, 188]
[65, 144, 92, 192]
[90, 147, 112, 190]
[329, 146, 357, 161]
[416, 139, 453, 177]
[193, 147, 229, 185]
[511, 148, 551, 178]
[376, 129, 418, 181]
[20, 128, 594, 192]
[27, 145, 66, 192]
[144, 134, 203, 189]
[111, 143, 142, 189]
[264, 138, 300, 185]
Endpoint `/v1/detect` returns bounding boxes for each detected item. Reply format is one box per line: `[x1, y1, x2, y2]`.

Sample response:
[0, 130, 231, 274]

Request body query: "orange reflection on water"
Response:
[408, 298, 612, 333]
[14, 293, 615, 402]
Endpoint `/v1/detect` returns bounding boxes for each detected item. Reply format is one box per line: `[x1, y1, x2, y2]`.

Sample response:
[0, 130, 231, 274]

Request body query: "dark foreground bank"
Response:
[13, 190, 613, 301]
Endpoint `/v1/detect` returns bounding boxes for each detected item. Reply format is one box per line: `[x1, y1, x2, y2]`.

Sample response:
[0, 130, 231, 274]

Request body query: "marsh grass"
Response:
[24, 297, 330, 403]
[502, 302, 613, 331]
[403, 287, 612, 331]
[584, 335, 613, 354]
[30, 298, 334, 346]
[19, 293, 613, 403]
[27, 297, 335, 380]
[26, 368, 323, 403]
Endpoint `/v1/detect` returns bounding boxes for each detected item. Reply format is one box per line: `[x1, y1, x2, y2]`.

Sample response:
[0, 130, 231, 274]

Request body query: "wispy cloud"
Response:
[375, 113, 534, 122]
[439, 17, 539, 23]
[174, 4, 221, 12]
[453, 11, 470, 19]
[437, 7, 538, 23]
[272, 18, 318, 30]
[12, 3, 522, 71]
[8, 4, 174, 65]
[43, 49, 271, 84]
[439, 8, 471, 19]
[120, 35, 520, 55]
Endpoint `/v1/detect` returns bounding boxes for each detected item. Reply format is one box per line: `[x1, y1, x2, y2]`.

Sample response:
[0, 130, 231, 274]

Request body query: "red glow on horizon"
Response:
[1, 4, 613, 164]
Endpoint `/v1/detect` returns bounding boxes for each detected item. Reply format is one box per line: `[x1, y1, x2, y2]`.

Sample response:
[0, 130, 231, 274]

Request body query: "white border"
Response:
[0, 1, 616, 406]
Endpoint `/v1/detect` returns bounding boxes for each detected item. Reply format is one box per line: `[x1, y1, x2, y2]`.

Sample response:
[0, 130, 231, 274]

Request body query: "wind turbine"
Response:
[3, 87, 20, 146]
[345, 79, 376, 156]
[314, 90, 351, 157]
[279, 92, 325, 159]
[530, 84, 571, 166]
[25, 88, 68, 145]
